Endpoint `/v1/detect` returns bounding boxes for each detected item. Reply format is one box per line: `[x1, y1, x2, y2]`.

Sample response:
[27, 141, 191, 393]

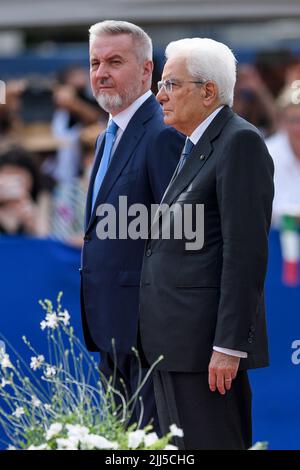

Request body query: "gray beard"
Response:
[95, 93, 123, 114]
[95, 84, 142, 114]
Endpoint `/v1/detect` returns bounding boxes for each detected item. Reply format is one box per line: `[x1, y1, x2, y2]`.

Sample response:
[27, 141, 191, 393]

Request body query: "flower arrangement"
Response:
[0, 293, 181, 450]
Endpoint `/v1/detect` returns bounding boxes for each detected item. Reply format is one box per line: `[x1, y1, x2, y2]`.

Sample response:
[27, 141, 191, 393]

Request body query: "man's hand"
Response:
[208, 351, 240, 395]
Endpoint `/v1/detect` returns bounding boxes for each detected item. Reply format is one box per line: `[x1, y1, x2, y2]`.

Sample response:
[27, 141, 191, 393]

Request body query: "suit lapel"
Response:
[86, 95, 159, 233]
[161, 134, 213, 207]
[161, 106, 234, 208]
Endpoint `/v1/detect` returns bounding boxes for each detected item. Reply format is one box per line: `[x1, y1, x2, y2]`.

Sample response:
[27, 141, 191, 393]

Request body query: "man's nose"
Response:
[156, 87, 168, 104]
[95, 63, 109, 79]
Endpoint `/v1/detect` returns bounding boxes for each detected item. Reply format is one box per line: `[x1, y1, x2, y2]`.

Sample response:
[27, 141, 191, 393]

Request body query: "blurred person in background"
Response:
[255, 49, 293, 98]
[51, 65, 105, 183]
[54, 65, 104, 127]
[32, 67, 107, 244]
[266, 84, 300, 223]
[0, 145, 42, 235]
[265, 81, 300, 286]
[233, 64, 277, 137]
[233, 51, 300, 138]
[50, 123, 104, 248]
[0, 80, 26, 143]
[80, 20, 184, 432]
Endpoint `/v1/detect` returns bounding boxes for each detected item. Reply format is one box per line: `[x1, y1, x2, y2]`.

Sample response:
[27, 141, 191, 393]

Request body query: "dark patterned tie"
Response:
[176, 138, 194, 176]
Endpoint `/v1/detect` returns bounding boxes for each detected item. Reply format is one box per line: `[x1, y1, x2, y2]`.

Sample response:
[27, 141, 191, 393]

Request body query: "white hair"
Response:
[165, 38, 237, 107]
[89, 20, 153, 63]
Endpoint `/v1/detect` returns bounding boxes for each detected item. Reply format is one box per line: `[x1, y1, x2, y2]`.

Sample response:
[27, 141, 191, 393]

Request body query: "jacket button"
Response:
[200, 154, 205, 161]
[146, 248, 152, 257]
[248, 338, 254, 344]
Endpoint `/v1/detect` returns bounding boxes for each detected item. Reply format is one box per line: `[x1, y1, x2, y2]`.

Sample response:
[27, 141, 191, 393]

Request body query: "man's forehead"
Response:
[90, 33, 134, 57]
[162, 57, 188, 78]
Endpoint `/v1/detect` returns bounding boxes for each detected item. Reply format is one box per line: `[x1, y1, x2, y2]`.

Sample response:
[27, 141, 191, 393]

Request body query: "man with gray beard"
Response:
[80, 20, 184, 432]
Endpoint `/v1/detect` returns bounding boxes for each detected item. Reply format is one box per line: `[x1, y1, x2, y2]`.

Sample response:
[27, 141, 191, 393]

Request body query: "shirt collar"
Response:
[188, 106, 224, 145]
[111, 90, 152, 132]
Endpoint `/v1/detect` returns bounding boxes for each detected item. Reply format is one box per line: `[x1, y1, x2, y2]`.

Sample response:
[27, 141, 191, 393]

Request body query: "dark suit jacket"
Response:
[80, 94, 185, 354]
[139, 106, 274, 372]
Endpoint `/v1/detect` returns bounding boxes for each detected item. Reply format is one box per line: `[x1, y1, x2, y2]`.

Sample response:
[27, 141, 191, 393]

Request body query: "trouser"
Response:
[99, 350, 160, 434]
[153, 369, 252, 450]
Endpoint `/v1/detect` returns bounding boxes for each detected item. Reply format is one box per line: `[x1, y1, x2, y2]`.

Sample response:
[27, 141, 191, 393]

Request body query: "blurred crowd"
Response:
[234, 53, 300, 227]
[1, 51, 300, 246]
[0, 66, 107, 246]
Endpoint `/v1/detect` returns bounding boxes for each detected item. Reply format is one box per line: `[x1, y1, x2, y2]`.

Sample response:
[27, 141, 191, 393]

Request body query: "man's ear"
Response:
[143, 60, 154, 83]
[202, 81, 218, 106]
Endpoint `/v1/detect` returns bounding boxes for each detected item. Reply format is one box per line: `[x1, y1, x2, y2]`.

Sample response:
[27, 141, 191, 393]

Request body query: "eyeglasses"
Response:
[157, 79, 206, 93]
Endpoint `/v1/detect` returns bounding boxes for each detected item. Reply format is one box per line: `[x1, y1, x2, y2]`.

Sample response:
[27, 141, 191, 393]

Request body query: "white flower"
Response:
[59, 309, 71, 326]
[0, 353, 13, 369]
[66, 424, 89, 440]
[128, 430, 145, 449]
[7, 445, 17, 450]
[31, 396, 41, 408]
[12, 407, 25, 418]
[0, 378, 11, 388]
[56, 437, 78, 450]
[27, 444, 49, 450]
[164, 444, 179, 450]
[40, 313, 59, 330]
[45, 423, 63, 441]
[80, 434, 119, 450]
[30, 355, 45, 371]
[44, 404, 51, 411]
[144, 432, 159, 447]
[45, 313, 59, 329]
[170, 424, 184, 438]
[44, 366, 56, 377]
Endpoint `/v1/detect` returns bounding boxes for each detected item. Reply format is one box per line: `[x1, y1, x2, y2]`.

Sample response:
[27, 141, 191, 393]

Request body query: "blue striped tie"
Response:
[176, 138, 194, 175]
[91, 120, 119, 210]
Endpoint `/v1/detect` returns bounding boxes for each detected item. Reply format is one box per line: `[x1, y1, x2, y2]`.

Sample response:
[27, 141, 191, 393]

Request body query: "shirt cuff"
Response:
[213, 346, 248, 358]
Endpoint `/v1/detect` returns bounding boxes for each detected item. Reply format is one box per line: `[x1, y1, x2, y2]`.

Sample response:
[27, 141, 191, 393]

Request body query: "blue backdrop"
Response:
[0, 232, 299, 449]
[250, 229, 300, 450]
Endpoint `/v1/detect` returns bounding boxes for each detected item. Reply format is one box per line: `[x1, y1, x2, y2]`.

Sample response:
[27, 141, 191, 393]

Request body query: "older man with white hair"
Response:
[80, 20, 184, 433]
[139, 38, 274, 449]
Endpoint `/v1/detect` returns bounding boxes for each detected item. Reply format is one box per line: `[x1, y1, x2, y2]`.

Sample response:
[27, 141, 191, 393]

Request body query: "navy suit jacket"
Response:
[80, 94, 185, 353]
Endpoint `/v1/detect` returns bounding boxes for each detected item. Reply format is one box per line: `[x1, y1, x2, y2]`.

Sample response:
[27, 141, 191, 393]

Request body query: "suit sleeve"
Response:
[146, 127, 184, 204]
[214, 129, 274, 352]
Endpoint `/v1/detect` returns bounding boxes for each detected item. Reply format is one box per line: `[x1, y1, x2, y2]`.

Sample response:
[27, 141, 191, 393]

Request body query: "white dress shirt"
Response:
[188, 106, 224, 144]
[188, 106, 247, 359]
[110, 90, 152, 155]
